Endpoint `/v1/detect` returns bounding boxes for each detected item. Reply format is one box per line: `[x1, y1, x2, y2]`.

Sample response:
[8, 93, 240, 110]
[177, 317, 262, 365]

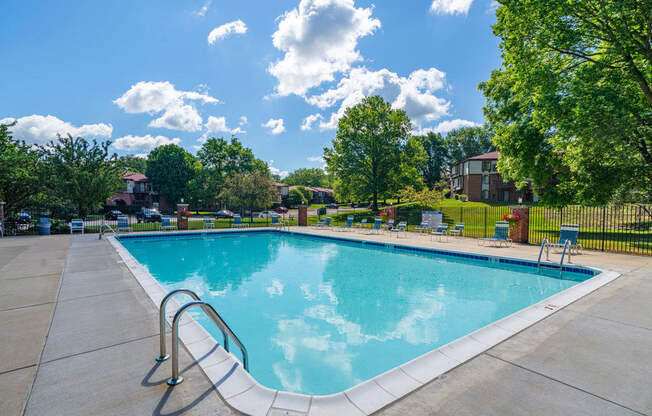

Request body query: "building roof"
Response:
[289, 185, 334, 194]
[467, 151, 499, 161]
[123, 172, 148, 182]
[272, 182, 287, 187]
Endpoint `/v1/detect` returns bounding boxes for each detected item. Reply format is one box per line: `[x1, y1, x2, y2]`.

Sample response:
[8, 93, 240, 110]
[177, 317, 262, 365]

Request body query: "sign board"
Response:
[422, 211, 442, 229]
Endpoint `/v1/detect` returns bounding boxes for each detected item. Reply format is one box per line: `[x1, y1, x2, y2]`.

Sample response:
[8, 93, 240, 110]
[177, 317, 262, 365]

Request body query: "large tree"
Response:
[324, 96, 412, 211]
[481, 0, 652, 205]
[282, 168, 328, 187]
[0, 123, 41, 214]
[218, 173, 278, 217]
[146, 144, 196, 207]
[39, 134, 123, 217]
[445, 126, 494, 166]
[119, 155, 148, 173]
[415, 132, 449, 188]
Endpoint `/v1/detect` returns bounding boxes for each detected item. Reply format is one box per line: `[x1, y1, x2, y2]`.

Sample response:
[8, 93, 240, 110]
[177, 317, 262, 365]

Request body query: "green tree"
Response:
[283, 168, 328, 187]
[286, 188, 308, 206]
[146, 144, 195, 207]
[119, 155, 148, 173]
[480, 0, 652, 204]
[0, 123, 41, 214]
[324, 96, 412, 211]
[415, 132, 449, 188]
[445, 126, 494, 166]
[218, 173, 279, 217]
[39, 134, 123, 217]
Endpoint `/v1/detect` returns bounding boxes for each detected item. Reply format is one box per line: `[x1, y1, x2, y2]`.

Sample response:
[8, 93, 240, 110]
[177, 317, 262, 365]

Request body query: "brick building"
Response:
[107, 172, 170, 211]
[450, 152, 536, 203]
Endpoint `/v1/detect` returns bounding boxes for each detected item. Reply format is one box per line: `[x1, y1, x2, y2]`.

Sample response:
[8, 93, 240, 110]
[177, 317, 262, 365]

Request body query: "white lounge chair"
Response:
[70, 219, 84, 235]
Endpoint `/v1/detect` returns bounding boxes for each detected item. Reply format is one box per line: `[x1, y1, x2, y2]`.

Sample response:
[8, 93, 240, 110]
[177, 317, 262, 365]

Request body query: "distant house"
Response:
[449, 152, 536, 203]
[288, 185, 334, 204]
[272, 182, 289, 200]
[108, 172, 170, 211]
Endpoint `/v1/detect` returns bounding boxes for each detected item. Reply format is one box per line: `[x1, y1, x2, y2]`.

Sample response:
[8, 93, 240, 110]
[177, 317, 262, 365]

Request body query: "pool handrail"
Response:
[537, 238, 550, 271]
[167, 300, 249, 385]
[559, 239, 571, 276]
[157, 289, 228, 362]
[99, 220, 118, 240]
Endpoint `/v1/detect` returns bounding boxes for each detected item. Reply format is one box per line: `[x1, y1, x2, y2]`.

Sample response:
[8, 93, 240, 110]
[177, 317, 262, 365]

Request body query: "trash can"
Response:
[38, 218, 51, 235]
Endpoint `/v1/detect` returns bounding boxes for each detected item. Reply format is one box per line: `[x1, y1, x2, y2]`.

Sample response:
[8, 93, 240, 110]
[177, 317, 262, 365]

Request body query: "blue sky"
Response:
[0, 0, 500, 177]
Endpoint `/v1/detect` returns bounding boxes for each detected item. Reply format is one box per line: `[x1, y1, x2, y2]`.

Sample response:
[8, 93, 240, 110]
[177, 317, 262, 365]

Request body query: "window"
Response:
[491, 161, 497, 172]
[503, 191, 510, 202]
[482, 175, 489, 185]
[451, 165, 457, 175]
[482, 190, 489, 199]
[482, 161, 491, 171]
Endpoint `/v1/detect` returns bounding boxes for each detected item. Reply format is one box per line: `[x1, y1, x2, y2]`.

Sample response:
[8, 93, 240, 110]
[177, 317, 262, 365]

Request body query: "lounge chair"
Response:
[383, 219, 395, 232]
[271, 214, 287, 229]
[366, 217, 382, 234]
[231, 215, 249, 228]
[390, 221, 407, 238]
[314, 217, 332, 228]
[161, 216, 176, 231]
[431, 223, 449, 242]
[448, 223, 465, 237]
[0, 220, 3, 238]
[203, 217, 214, 229]
[354, 218, 368, 230]
[549, 224, 582, 254]
[117, 216, 132, 233]
[414, 221, 431, 234]
[70, 219, 84, 235]
[335, 216, 354, 232]
[479, 222, 512, 247]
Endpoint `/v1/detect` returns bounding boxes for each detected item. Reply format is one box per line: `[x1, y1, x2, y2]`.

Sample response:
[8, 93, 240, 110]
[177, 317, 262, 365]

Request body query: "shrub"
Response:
[460, 194, 467, 202]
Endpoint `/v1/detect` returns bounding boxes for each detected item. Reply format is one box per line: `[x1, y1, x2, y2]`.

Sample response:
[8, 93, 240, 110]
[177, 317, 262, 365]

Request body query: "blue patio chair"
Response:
[271, 214, 287, 229]
[431, 223, 449, 242]
[390, 221, 407, 238]
[479, 222, 511, 247]
[366, 217, 383, 234]
[315, 217, 332, 228]
[335, 215, 354, 232]
[414, 221, 431, 234]
[549, 224, 582, 254]
[353, 218, 368, 230]
[70, 219, 84, 235]
[161, 216, 176, 231]
[0, 220, 3, 238]
[231, 214, 248, 228]
[117, 216, 132, 233]
[448, 223, 465, 237]
[203, 217, 214, 229]
[383, 219, 395, 232]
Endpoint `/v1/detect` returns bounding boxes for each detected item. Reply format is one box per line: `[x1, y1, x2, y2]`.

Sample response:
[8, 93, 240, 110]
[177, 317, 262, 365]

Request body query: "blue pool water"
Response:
[121, 231, 593, 395]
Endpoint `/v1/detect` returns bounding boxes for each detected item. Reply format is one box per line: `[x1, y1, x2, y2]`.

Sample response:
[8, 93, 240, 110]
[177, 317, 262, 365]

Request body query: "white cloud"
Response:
[239, 116, 248, 125]
[194, 0, 212, 16]
[1, 115, 112, 145]
[305, 67, 450, 130]
[300, 113, 323, 131]
[114, 81, 218, 132]
[262, 118, 285, 135]
[112, 134, 181, 152]
[205, 115, 246, 134]
[414, 118, 480, 135]
[430, 0, 474, 15]
[207, 20, 248, 44]
[265, 280, 284, 297]
[268, 0, 381, 96]
[307, 156, 324, 163]
[269, 160, 289, 178]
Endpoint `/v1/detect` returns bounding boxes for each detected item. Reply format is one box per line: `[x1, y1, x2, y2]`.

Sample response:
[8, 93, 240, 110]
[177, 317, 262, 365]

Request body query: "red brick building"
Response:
[450, 152, 536, 203]
[107, 172, 170, 211]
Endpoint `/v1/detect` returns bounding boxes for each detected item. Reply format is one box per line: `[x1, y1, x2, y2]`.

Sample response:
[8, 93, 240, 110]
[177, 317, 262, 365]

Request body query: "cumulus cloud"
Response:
[239, 116, 248, 125]
[269, 0, 381, 96]
[1, 115, 112, 145]
[114, 81, 218, 132]
[300, 114, 323, 131]
[430, 0, 474, 15]
[268, 160, 289, 178]
[307, 156, 324, 163]
[414, 118, 480, 135]
[262, 118, 285, 135]
[305, 67, 450, 130]
[205, 115, 246, 134]
[112, 134, 181, 152]
[208, 20, 247, 44]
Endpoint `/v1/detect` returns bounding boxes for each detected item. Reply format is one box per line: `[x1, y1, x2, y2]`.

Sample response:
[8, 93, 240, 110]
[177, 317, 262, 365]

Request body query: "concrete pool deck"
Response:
[0, 228, 650, 415]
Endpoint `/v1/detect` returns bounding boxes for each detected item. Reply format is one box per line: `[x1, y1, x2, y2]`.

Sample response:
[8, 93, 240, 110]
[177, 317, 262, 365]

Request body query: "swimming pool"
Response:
[119, 230, 596, 397]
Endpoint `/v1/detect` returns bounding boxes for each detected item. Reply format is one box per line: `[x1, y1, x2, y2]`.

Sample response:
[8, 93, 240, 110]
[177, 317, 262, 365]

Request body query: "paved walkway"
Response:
[0, 229, 650, 415]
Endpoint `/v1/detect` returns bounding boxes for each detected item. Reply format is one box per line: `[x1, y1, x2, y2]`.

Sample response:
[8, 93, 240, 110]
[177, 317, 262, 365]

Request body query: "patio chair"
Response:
[314, 217, 332, 228]
[390, 221, 407, 238]
[70, 219, 84, 235]
[271, 214, 287, 229]
[479, 222, 512, 247]
[383, 219, 395, 232]
[161, 216, 176, 231]
[353, 218, 368, 230]
[549, 224, 583, 254]
[231, 215, 249, 228]
[431, 223, 449, 242]
[0, 220, 3, 238]
[414, 221, 431, 234]
[117, 216, 132, 233]
[335, 216, 354, 232]
[448, 223, 465, 237]
[203, 217, 214, 229]
[366, 217, 383, 234]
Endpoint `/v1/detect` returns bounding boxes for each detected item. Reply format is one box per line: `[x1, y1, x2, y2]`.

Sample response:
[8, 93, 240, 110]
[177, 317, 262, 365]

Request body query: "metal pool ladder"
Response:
[537, 238, 550, 272]
[98, 221, 117, 240]
[559, 239, 572, 276]
[157, 289, 249, 386]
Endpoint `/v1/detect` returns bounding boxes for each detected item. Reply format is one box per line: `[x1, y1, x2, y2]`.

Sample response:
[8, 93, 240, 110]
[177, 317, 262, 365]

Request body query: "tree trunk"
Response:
[372, 190, 378, 212]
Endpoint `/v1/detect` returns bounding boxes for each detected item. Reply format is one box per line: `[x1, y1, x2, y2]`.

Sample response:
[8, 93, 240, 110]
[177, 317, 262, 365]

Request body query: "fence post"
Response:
[601, 206, 606, 251]
[460, 207, 463, 223]
[484, 208, 487, 238]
